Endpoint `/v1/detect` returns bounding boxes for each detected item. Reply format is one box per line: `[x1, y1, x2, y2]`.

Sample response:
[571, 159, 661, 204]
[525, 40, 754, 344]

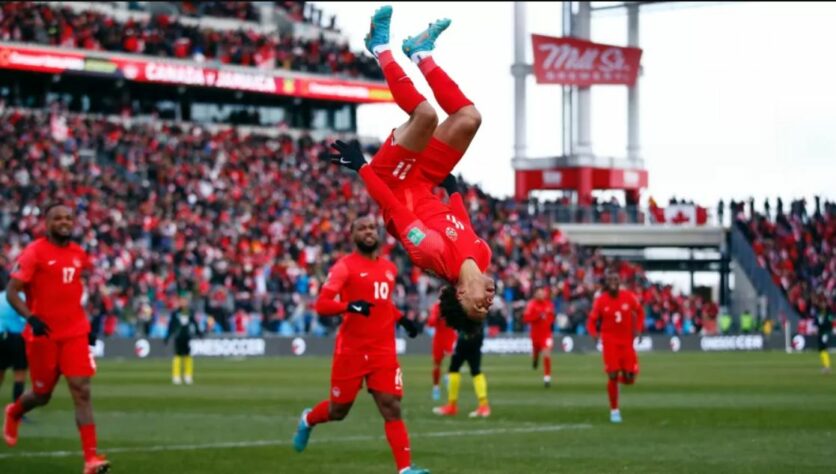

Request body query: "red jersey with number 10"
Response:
[11, 238, 92, 341]
[587, 289, 644, 344]
[318, 253, 400, 356]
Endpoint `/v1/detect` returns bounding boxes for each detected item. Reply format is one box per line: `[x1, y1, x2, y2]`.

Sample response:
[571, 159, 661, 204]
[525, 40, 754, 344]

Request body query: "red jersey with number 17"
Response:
[587, 289, 644, 344]
[10, 238, 92, 341]
[317, 253, 400, 356]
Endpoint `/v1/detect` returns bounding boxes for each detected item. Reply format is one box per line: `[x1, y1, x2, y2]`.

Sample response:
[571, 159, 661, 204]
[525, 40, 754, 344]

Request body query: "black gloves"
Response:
[441, 174, 459, 195]
[328, 140, 367, 172]
[88, 332, 97, 346]
[398, 316, 420, 338]
[27, 315, 50, 337]
[346, 300, 374, 316]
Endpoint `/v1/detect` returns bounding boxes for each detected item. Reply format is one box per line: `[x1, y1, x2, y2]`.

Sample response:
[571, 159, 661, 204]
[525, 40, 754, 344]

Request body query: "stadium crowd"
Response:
[0, 104, 719, 340]
[0, 2, 382, 80]
[734, 197, 836, 330]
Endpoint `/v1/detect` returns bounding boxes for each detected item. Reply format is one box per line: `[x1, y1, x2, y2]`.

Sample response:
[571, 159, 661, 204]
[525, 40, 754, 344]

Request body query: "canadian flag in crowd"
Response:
[652, 204, 708, 225]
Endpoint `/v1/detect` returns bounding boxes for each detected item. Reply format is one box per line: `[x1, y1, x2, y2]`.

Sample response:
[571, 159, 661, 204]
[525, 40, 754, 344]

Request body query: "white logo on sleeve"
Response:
[48, 260, 57, 266]
[360, 272, 369, 277]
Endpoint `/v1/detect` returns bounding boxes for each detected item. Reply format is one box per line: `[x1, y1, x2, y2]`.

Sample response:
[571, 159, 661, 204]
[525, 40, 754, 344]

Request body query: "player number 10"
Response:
[374, 281, 390, 300]
[62, 267, 75, 284]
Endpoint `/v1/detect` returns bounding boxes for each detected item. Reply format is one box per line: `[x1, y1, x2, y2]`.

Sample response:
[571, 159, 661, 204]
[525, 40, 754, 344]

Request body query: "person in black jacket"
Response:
[165, 296, 202, 385]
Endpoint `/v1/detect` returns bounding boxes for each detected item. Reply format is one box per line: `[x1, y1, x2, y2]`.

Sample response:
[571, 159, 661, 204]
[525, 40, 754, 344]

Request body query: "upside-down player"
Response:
[426, 301, 457, 400]
[523, 287, 556, 387]
[292, 215, 428, 474]
[328, 5, 494, 334]
[4, 203, 110, 473]
[587, 271, 645, 423]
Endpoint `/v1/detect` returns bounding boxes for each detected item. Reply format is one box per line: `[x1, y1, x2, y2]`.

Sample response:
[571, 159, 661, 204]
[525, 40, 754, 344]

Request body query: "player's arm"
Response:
[631, 293, 646, 338]
[395, 307, 420, 338]
[314, 261, 373, 316]
[7, 250, 50, 336]
[586, 296, 601, 338]
[164, 312, 176, 345]
[522, 301, 537, 324]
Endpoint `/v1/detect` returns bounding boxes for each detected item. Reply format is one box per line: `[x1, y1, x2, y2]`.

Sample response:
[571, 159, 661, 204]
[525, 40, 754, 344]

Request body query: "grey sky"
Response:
[315, 1, 836, 207]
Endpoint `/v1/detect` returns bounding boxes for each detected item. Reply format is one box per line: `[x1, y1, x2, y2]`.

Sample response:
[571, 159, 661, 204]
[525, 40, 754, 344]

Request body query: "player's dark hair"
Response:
[43, 201, 68, 217]
[439, 285, 479, 334]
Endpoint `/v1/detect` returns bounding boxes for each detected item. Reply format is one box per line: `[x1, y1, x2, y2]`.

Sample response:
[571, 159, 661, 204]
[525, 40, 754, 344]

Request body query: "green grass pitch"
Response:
[1, 352, 834, 473]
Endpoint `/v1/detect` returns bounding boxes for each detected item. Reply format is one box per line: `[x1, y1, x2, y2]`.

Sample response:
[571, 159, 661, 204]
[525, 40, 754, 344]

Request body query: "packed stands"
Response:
[735, 198, 835, 329]
[0, 2, 382, 80]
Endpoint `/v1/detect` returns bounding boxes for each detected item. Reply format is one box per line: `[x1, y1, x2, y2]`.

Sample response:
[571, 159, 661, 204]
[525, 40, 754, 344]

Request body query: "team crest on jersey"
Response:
[407, 227, 426, 246]
[332, 386, 341, 398]
[73, 258, 82, 268]
[445, 227, 458, 241]
[622, 304, 629, 311]
[385, 270, 395, 281]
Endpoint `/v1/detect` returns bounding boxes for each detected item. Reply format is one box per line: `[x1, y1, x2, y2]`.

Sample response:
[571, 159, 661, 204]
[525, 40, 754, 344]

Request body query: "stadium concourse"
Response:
[0, 103, 726, 341]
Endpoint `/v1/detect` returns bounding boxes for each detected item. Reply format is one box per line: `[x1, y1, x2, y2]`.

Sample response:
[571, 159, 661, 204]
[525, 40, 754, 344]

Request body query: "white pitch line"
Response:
[0, 423, 590, 459]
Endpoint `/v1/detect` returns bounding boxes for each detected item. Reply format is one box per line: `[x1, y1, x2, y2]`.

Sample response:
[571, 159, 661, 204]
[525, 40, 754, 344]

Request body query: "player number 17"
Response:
[63, 267, 75, 284]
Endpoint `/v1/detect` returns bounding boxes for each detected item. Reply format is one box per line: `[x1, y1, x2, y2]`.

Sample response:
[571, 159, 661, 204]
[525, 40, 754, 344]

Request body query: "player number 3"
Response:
[63, 267, 75, 284]
[615, 311, 622, 323]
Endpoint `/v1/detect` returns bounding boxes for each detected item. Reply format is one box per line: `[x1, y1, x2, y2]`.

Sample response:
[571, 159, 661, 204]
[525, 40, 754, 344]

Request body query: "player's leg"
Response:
[5, 337, 58, 446]
[602, 344, 622, 423]
[431, 349, 443, 401]
[171, 355, 182, 385]
[11, 335, 27, 403]
[434, 348, 464, 415]
[62, 336, 108, 472]
[467, 344, 490, 418]
[12, 369, 25, 403]
[401, 18, 481, 184]
[820, 350, 831, 373]
[542, 338, 554, 388]
[531, 340, 540, 370]
[294, 356, 363, 452]
[365, 5, 437, 155]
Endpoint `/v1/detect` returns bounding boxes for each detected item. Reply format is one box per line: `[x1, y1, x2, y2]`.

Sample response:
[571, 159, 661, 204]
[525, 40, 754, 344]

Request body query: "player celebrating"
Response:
[0, 290, 27, 405]
[328, 5, 494, 333]
[165, 295, 202, 385]
[432, 320, 490, 418]
[3, 203, 110, 473]
[587, 271, 645, 424]
[523, 288, 556, 387]
[427, 301, 457, 400]
[292, 216, 427, 474]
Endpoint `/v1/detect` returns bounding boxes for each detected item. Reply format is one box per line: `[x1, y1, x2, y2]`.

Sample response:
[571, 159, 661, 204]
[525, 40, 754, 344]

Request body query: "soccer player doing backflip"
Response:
[587, 271, 645, 423]
[328, 5, 494, 333]
[292, 216, 426, 474]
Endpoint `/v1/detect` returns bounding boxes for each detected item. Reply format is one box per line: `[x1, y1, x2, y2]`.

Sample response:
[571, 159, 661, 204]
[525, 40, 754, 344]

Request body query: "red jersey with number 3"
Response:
[11, 238, 92, 341]
[320, 253, 399, 356]
[587, 289, 644, 344]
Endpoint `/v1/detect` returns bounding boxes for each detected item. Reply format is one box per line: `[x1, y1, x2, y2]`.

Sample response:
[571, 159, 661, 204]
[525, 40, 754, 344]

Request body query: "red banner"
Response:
[0, 44, 393, 104]
[531, 35, 642, 86]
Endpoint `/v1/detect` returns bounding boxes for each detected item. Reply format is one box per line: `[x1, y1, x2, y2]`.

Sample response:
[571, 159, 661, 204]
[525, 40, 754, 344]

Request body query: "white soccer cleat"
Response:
[184, 376, 193, 385]
[172, 377, 182, 385]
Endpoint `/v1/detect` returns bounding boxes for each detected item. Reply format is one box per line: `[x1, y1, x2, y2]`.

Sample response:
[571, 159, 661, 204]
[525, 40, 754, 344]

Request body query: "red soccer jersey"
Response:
[587, 289, 645, 344]
[427, 302, 457, 344]
[11, 238, 92, 341]
[523, 298, 556, 341]
[315, 253, 400, 356]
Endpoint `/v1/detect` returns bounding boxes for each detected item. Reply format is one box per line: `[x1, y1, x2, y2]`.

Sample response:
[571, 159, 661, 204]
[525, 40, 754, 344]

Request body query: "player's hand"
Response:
[27, 315, 50, 337]
[634, 333, 643, 344]
[346, 300, 374, 316]
[328, 140, 367, 172]
[440, 174, 459, 195]
[88, 332, 97, 346]
[398, 316, 420, 338]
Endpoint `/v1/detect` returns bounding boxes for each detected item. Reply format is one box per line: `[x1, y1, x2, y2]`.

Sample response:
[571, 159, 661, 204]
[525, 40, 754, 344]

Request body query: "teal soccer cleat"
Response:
[364, 5, 393, 54]
[400, 466, 431, 474]
[292, 408, 313, 452]
[610, 409, 622, 424]
[402, 18, 451, 57]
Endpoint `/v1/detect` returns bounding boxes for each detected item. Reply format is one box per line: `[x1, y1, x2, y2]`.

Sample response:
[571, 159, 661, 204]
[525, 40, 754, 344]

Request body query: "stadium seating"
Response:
[0, 104, 715, 338]
[735, 198, 835, 326]
[0, 2, 382, 80]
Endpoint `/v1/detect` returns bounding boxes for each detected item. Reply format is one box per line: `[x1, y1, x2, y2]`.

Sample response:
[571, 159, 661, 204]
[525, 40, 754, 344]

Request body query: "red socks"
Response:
[607, 379, 619, 410]
[378, 50, 427, 115]
[432, 366, 441, 386]
[418, 57, 473, 115]
[305, 400, 331, 427]
[78, 424, 98, 461]
[544, 356, 552, 377]
[9, 399, 25, 419]
[384, 419, 412, 471]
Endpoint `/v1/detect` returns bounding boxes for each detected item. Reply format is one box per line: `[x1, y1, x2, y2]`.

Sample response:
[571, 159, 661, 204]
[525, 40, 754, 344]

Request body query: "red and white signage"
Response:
[0, 44, 394, 104]
[531, 34, 642, 86]
[651, 204, 709, 225]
